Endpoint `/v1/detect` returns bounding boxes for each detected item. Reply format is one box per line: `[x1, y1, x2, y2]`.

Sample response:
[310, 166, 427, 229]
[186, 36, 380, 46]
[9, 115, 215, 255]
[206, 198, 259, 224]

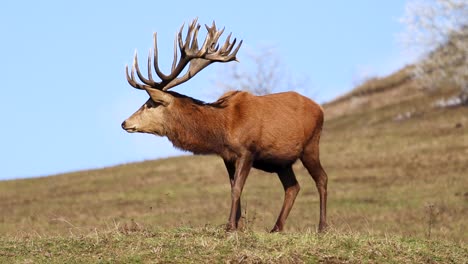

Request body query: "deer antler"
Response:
[126, 18, 242, 91]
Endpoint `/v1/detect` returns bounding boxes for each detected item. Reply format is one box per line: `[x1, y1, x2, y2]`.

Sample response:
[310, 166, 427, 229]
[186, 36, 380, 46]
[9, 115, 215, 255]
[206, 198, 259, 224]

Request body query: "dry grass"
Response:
[0, 225, 466, 263]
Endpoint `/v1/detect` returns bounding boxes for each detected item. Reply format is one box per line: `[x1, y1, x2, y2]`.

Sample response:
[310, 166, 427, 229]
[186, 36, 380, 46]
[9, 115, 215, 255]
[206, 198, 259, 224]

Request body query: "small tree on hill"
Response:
[400, 0, 468, 106]
[214, 46, 308, 96]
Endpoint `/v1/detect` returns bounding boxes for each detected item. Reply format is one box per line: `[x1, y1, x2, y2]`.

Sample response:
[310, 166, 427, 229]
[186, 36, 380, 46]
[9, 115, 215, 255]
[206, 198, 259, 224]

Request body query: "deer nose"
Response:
[122, 120, 137, 133]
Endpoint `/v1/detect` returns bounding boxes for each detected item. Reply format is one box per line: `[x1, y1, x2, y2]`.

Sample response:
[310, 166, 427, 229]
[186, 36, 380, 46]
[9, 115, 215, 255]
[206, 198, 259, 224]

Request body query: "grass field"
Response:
[1, 73, 467, 262]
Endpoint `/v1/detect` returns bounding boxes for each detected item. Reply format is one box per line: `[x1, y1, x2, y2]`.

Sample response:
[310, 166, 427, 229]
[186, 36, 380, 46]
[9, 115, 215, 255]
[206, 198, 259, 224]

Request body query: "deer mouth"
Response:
[123, 126, 139, 133]
[121, 121, 138, 133]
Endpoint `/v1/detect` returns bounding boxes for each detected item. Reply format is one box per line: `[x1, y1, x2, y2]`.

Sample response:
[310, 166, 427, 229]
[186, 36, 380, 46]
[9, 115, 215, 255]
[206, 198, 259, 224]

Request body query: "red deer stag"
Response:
[122, 19, 328, 232]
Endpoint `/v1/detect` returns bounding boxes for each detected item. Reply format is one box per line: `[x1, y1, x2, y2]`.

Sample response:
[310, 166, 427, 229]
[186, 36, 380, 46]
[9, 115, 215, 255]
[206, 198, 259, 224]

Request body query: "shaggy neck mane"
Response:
[164, 92, 230, 155]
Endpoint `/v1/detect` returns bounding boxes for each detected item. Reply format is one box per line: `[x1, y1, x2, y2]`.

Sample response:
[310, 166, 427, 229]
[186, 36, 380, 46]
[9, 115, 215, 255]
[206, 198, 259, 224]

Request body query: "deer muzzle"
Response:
[121, 120, 137, 133]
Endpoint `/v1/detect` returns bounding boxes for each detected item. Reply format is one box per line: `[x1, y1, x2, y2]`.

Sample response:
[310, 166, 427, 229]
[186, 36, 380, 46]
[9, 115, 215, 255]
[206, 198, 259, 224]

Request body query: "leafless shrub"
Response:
[214, 46, 309, 96]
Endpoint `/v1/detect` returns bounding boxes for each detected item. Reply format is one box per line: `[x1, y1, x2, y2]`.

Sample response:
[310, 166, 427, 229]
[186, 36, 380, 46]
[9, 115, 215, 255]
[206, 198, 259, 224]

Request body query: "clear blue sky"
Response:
[0, 1, 413, 180]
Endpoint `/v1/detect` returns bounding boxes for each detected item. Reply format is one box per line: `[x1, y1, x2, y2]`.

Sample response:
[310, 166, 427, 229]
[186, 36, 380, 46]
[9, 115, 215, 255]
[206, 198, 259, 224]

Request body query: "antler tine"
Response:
[207, 24, 225, 53]
[232, 39, 243, 57]
[152, 32, 170, 81]
[219, 33, 232, 53]
[125, 65, 138, 89]
[171, 34, 178, 72]
[147, 49, 154, 83]
[125, 56, 147, 90]
[190, 24, 201, 51]
[197, 25, 214, 55]
[177, 22, 186, 54]
[224, 37, 238, 55]
[182, 19, 198, 51]
[132, 50, 159, 87]
[178, 19, 202, 56]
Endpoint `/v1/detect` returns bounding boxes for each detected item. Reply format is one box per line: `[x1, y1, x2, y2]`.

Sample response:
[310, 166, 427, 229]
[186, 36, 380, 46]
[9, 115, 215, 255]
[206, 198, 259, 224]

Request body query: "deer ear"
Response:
[145, 89, 173, 106]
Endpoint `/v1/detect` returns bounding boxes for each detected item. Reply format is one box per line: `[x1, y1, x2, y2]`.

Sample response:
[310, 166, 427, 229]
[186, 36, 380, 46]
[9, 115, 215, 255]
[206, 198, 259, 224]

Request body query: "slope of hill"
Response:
[1, 67, 467, 262]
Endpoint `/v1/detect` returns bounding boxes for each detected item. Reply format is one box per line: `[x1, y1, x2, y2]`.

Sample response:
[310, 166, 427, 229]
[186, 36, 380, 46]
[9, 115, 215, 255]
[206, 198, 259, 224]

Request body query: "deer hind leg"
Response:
[301, 136, 328, 232]
[271, 166, 301, 232]
[223, 160, 242, 227]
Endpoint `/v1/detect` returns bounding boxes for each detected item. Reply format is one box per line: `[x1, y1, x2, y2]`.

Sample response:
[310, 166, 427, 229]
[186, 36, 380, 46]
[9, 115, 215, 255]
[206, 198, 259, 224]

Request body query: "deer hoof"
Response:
[270, 224, 282, 233]
[318, 222, 329, 233]
[225, 222, 237, 232]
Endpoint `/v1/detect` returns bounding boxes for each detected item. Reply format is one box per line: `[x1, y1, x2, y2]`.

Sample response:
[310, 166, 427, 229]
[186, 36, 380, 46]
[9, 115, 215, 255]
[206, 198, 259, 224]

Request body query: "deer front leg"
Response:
[226, 155, 253, 231]
[224, 160, 242, 227]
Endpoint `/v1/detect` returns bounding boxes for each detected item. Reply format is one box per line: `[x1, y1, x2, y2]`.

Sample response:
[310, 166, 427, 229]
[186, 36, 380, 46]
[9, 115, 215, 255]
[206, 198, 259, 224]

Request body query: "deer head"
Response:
[121, 18, 242, 135]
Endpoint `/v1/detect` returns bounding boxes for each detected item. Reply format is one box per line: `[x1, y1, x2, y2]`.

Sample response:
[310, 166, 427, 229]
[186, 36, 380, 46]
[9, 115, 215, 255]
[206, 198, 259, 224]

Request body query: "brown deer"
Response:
[121, 19, 328, 232]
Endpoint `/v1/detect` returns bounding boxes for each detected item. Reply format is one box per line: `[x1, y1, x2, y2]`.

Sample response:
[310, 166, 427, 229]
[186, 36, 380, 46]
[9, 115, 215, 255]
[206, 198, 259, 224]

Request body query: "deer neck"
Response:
[165, 97, 227, 155]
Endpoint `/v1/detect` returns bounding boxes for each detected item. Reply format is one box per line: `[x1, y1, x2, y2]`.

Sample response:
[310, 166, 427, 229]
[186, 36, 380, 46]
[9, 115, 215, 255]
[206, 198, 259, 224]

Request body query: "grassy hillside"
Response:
[1, 70, 467, 262]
